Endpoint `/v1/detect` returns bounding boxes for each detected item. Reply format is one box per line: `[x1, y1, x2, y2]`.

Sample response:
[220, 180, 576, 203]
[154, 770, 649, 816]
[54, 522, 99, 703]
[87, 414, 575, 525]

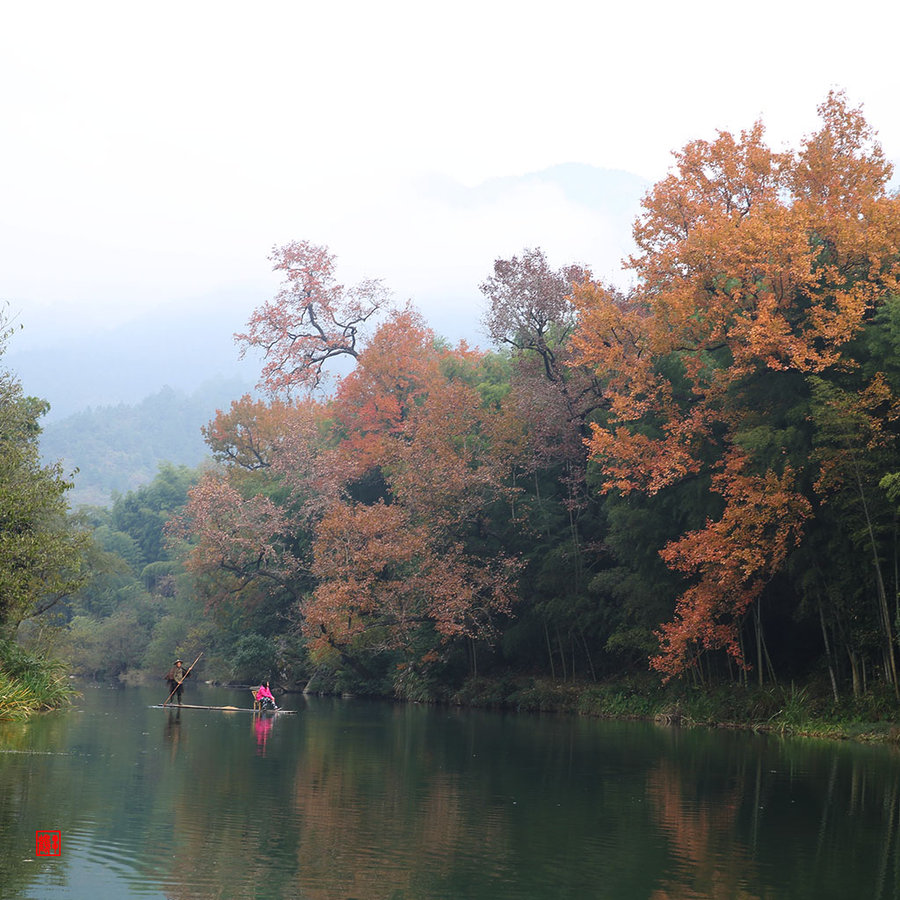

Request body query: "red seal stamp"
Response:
[36, 831, 61, 856]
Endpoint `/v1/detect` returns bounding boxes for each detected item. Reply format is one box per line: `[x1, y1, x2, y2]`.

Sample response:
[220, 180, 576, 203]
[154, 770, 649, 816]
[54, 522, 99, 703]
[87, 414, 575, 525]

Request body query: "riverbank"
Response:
[0, 640, 75, 721]
[7, 656, 900, 744]
[449, 674, 900, 744]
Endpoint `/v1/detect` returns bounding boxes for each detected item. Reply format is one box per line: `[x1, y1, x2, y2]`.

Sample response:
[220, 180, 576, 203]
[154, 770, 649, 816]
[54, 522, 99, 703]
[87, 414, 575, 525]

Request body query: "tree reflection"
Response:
[284, 731, 509, 899]
[647, 759, 761, 899]
[163, 707, 182, 761]
[644, 731, 900, 900]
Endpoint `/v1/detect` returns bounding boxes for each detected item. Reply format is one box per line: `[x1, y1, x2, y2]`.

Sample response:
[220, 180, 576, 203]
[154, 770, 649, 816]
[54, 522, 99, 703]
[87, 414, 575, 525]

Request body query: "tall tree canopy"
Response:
[573, 92, 900, 680]
[177, 272, 519, 692]
[166, 94, 900, 700]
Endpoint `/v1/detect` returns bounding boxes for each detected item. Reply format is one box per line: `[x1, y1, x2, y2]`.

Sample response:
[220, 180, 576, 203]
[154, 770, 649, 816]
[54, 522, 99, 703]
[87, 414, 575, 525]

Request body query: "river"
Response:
[0, 682, 898, 899]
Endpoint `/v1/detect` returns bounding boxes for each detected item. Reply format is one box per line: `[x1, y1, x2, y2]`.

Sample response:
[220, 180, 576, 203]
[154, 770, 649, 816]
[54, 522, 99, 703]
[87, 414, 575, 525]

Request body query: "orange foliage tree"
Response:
[573, 92, 900, 679]
[304, 310, 519, 678]
[175, 253, 520, 690]
[170, 471, 306, 607]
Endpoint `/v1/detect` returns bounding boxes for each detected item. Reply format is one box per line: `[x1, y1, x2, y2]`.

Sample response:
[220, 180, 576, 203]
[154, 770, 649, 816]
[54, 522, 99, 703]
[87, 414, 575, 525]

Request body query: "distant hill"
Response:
[39, 378, 252, 507]
[8, 287, 262, 422]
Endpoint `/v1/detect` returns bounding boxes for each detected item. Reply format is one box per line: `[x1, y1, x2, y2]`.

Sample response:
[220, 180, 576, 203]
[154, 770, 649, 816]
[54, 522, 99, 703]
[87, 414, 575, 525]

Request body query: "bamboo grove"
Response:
[162, 93, 900, 699]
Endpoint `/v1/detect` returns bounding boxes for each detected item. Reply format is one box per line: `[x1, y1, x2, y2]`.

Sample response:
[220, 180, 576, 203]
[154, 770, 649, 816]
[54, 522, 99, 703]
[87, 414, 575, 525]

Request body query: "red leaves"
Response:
[236, 240, 392, 395]
[331, 307, 444, 469]
[303, 311, 520, 656]
[305, 501, 516, 651]
[170, 473, 301, 595]
[178, 261, 522, 662]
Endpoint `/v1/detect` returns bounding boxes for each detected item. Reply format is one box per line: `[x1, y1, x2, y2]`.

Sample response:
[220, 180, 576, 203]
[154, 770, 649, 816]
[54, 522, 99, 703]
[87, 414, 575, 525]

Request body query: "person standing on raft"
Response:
[165, 659, 191, 705]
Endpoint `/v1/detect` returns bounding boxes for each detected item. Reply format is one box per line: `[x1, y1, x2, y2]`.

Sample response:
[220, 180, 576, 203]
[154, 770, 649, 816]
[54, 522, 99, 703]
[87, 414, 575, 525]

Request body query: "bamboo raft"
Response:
[151, 704, 296, 714]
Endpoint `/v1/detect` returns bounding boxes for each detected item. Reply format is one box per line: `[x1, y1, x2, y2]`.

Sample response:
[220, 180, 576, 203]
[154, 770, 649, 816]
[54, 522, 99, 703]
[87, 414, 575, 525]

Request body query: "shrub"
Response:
[229, 633, 277, 683]
[0, 639, 74, 718]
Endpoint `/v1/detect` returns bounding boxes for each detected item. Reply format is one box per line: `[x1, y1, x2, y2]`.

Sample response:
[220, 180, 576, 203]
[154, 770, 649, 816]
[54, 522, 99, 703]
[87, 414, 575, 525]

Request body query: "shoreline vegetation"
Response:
[4, 661, 900, 746]
[446, 675, 900, 745]
[0, 642, 76, 721]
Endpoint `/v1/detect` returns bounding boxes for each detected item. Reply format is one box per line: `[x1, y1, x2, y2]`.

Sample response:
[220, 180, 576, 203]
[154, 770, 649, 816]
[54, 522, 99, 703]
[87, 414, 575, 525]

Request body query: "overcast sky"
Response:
[2, 0, 899, 354]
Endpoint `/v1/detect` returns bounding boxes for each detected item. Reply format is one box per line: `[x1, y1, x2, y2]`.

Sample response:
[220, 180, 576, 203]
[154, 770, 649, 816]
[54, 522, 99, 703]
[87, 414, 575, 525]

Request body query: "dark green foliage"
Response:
[110, 463, 199, 566]
[229, 633, 277, 683]
[61, 465, 206, 682]
[0, 357, 89, 634]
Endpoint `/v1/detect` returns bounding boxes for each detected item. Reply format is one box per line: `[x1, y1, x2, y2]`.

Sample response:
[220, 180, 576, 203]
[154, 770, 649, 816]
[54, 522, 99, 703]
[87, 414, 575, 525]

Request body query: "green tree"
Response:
[110, 462, 198, 567]
[0, 333, 89, 636]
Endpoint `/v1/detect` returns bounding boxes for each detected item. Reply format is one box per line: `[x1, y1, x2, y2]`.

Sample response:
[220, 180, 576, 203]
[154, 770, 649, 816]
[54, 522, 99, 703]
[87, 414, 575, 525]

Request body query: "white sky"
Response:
[2, 0, 900, 351]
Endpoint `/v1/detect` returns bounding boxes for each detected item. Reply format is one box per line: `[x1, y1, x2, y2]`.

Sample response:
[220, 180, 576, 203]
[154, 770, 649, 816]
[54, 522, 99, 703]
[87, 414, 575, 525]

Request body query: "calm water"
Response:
[1, 684, 899, 899]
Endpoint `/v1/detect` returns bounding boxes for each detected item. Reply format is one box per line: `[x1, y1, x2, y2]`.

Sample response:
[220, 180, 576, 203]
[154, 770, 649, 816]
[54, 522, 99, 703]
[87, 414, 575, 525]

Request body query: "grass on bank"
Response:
[0, 639, 76, 720]
[449, 674, 900, 744]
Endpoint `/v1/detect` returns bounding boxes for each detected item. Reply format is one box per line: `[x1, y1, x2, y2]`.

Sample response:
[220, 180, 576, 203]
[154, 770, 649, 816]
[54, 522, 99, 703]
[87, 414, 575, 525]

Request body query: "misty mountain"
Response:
[8, 291, 261, 422]
[39, 379, 252, 508]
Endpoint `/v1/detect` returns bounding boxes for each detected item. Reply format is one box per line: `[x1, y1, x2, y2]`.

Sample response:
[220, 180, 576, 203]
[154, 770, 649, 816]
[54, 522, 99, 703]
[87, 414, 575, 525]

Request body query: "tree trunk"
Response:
[544, 621, 556, 680]
[556, 627, 567, 681]
[753, 600, 777, 685]
[755, 601, 765, 687]
[818, 592, 840, 703]
[847, 647, 861, 699]
[580, 629, 597, 682]
[851, 454, 899, 696]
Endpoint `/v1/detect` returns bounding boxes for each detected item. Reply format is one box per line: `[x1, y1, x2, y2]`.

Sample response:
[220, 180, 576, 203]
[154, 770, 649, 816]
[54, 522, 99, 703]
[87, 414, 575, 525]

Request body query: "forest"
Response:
[5, 92, 900, 729]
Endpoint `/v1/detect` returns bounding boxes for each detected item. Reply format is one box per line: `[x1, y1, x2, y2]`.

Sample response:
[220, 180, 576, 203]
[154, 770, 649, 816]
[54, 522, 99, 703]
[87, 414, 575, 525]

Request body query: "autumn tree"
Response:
[302, 311, 520, 687]
[236, 240, 393, 395]
[178, 249, 522, 694]
[573, 92, 900, 683]
[201, 394, 291, 472]
[481, 248, 590, 415]
[169, 397, 329, 616]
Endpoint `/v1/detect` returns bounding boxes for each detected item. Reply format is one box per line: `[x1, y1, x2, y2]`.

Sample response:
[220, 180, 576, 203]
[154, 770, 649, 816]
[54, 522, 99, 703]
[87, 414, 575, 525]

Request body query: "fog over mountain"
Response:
[8, 164, 649, 505]
[9, 292, 260, 421]
[9, 165, 647, 419]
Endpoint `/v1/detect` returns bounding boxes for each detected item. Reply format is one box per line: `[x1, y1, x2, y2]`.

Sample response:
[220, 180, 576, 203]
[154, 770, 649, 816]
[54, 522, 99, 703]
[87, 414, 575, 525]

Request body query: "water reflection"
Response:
[647, 757, 760, 898]
[1, 686, 899, 899]
[163, 707, 183, 760]
[254, 714, 274, 755]
[643, 726, 900, 900]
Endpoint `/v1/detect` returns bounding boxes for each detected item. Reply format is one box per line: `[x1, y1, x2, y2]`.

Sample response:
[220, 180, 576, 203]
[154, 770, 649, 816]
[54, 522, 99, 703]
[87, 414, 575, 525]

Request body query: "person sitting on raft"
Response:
[255, 681, 277, 710]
